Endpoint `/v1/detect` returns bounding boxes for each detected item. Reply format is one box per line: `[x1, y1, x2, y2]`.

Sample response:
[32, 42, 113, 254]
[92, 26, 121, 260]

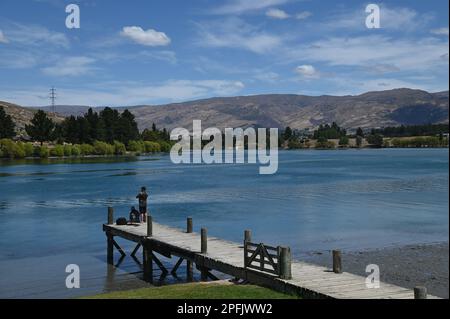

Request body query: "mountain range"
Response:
[1, 88, 448, 133]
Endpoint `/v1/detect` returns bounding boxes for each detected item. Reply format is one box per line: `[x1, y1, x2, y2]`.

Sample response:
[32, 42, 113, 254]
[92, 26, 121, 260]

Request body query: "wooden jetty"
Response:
[103, 208, 439, 299]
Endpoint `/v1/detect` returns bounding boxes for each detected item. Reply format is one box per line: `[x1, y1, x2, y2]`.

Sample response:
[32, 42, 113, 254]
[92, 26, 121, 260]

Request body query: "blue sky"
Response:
[0, 0, 448, 106]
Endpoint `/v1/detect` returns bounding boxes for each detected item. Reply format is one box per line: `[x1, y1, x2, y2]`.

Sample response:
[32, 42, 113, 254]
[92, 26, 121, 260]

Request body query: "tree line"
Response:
[371, 124, 449, 138]
[0, 105, 170, 145]
[0, 106, 172, 158]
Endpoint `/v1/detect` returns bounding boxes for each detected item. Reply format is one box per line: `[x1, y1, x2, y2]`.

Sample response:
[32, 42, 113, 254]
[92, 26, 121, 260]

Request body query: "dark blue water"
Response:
[0, 149, 448, 298]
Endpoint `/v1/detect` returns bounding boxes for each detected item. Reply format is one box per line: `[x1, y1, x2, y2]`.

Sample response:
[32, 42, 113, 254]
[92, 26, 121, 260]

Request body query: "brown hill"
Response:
[0, 101, 64, 135]
[129, 88, 448, 130]
[2, 88, 449, 133]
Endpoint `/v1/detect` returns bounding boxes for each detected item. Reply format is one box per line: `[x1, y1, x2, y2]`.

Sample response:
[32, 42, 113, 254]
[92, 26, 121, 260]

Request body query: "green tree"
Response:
[25, 110, 55, 145]
[99, 107, 120, 143]
[0, 106, 16, 139]
[366, 134, 384, 148]
[356, 136, 363, 148]
[339, 136, 349, 146]
[85, 108, 103, 141]
[284, 127, 293, 140]
[356, 127, 364, 138]
[61, 116, 79, 144]
[116, 110, 139, 144]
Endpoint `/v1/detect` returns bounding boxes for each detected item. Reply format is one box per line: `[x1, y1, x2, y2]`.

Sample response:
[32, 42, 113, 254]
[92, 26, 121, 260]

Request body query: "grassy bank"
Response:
[84, 282, 298, 299]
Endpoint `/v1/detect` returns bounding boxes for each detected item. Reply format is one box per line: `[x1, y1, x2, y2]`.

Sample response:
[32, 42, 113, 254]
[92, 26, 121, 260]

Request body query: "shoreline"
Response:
[304, 241, 449, 298]
[0, 146, 448, 161]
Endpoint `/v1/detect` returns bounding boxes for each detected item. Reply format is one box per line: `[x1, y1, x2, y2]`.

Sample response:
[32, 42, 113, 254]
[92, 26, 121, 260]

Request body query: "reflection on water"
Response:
[0, 149, 448, 298]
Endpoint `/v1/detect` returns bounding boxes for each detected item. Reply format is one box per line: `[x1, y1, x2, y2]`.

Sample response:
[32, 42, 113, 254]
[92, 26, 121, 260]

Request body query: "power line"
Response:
[50, 87, 56, 114]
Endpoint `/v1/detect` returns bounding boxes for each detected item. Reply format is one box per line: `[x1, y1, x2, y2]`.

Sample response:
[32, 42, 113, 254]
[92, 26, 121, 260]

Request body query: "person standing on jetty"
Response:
[136, 186, 148, 223]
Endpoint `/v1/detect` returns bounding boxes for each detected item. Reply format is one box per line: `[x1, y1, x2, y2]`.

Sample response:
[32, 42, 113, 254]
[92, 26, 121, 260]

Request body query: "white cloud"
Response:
[253, 71, 279, 83]
[41, 56, 96, 77]
[287, 36, 449, 73]
[1, 80, 246, 106]
[93, 50, 177, 65]
[195, 18, 282, 53]
[0, 51, 38, 69]
[296, 11, 312, 20]
[431, 27, 449, 36]
[212, 0, 289, 15]
[0, 30, 8, 44]
[295, 65, 319, 78]
[266, 8, 290, 19]
[322, 6, 431, 31]
[120, 26, 171, 46]
[4, 23, 69, 48]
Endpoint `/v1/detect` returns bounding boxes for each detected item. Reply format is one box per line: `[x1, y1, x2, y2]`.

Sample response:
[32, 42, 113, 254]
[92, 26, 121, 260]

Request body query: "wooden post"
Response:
[147, 215, 153, 237]
[279, 246, 292, 280]
[186, 260, 193, 281]
[244, 230, 252, 243]
[414, 286, 427, 299]
[200, 268, 208, 281]
[201, 228, 207, 254]
[333, 250, 342, 274]
[143, 243, 153, 283]
[187, 217, 193, 233]
[106, 232, 114, 265]
[107, 207, 114, 225]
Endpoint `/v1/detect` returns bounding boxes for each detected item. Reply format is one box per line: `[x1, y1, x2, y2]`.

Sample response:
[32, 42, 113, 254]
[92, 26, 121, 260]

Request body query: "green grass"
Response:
[84, 282, 298, 299]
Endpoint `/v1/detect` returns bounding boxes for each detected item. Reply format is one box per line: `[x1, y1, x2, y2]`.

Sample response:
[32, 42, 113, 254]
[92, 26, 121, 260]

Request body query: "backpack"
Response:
[116, 217, 127, 225]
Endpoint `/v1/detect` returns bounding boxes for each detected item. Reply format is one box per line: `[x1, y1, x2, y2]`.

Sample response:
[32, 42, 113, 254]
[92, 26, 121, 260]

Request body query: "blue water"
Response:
[0, 149, 448, 298]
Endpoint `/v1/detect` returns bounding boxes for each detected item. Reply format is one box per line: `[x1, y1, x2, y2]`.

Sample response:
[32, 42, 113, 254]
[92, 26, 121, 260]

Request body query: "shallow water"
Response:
[0, 149, 448, 298]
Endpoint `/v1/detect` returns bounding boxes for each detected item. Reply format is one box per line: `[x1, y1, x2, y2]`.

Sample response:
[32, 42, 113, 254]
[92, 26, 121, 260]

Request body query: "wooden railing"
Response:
[243, 235, 292, 279]
[244, 242, 281, 276]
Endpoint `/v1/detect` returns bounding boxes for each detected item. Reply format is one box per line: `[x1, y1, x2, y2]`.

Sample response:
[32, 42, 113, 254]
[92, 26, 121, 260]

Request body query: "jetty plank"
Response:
[103, 222, 440, 299]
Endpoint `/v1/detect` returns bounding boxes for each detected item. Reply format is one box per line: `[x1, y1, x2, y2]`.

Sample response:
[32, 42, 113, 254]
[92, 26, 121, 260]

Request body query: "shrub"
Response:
[144, 141, 161, 153]
[0, 139, 14, 158]
[356, 136, 363, 148]
[0, 139, 25, 158]
[391, 137, 444, 148]
[71, 144, 81, 156]
[159, 141, 172, 152]
[113, 141, 126, 155]
[93, 141, 114, 155]
[316, 139, 336, 149]
[80, 143, 95, 155]
[63, 145, 73, 157]
[366, 134, 384, 148]
[24, 143, 34, 157]
[128, 140, 144, 153]
[50, 144, 65, 157]
[339, 136, 349, 146]
[14, 142, 26, 158]
[35, 145, 49, 158]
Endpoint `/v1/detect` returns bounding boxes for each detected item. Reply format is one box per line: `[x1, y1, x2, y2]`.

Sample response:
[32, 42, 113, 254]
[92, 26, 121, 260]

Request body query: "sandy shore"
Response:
[304, 242, 449, 298]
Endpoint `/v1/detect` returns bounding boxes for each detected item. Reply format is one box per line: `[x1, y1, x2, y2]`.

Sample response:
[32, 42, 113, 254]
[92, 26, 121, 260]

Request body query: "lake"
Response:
[0, 149, 448, 298]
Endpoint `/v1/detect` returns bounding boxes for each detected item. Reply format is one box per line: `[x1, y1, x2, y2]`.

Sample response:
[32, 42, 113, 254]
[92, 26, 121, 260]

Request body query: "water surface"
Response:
[0, 149, 448, 298]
